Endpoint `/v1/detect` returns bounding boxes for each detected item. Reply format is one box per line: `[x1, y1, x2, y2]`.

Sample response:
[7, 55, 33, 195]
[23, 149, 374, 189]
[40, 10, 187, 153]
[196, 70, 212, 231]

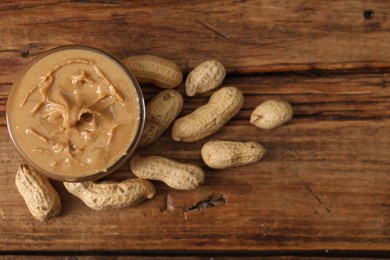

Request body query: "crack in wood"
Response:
[303, 182, 323, 204]
[294, 172, 332, 214]
[185, 194, 226, 212]
[195, 19, 234, 42]
[364, 9, 374, 20]
[20, 44, 33, 58]
[303, 183, 332, 214]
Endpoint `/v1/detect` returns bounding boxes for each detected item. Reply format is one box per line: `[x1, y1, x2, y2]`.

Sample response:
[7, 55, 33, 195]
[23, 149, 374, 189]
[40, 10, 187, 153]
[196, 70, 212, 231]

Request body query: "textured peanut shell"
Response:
[172, 86, 244, 142]
[130, 155, 204, 190]
[139, 90, 183, 147]
[122, 55, 183, 89]
[185, 60, 226, 96]
[15, 164, 61, 221]
[250, 99, 293, 130]
[64, 179, 155, 211]
[201, 140, 266, 169]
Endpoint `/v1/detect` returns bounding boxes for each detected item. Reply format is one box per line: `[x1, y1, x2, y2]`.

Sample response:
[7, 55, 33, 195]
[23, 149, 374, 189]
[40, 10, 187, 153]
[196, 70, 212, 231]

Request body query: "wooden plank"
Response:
[1, 0, 390, 84]
[1, 72, 389, 252]
[0, 257, 384, 260]
[2, 70, 390, 126]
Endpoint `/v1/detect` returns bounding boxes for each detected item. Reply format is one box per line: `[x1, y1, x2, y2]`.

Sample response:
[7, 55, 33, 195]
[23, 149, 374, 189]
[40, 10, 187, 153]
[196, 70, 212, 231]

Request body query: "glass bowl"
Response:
[6, 45, 145, 182]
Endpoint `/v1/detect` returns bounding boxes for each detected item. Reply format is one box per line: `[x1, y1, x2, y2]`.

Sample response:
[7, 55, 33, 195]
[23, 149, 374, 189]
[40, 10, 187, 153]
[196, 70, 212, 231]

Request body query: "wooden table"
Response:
[0, 1, 389, 258]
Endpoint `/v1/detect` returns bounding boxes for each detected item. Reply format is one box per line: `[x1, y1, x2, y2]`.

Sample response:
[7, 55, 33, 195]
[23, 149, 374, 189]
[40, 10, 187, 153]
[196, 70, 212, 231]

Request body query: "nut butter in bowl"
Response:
[7, 46, 145, 182]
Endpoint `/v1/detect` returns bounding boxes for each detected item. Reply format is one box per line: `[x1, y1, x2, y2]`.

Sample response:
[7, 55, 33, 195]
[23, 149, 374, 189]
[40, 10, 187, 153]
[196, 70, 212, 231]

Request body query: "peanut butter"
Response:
[7, 46, 143, 180]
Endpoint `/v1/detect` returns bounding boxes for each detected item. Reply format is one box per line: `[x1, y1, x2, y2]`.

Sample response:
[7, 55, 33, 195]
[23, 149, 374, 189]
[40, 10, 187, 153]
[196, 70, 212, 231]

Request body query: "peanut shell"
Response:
[122, 55, 182, 89]
[201, 140, 266, 169]
[64, 179, 155, 211]
[250, 99, 293, 129]
[130, 155, 204, 190]
[15, 164, 61, 221]
[139, 90, 183, 147]
[172, 86, 244, 142]
[185, 60, 226, 96]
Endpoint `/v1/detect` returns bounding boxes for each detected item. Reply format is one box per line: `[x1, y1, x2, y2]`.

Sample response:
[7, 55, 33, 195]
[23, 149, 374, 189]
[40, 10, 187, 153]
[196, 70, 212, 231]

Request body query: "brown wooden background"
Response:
[0, 0, 389, 258]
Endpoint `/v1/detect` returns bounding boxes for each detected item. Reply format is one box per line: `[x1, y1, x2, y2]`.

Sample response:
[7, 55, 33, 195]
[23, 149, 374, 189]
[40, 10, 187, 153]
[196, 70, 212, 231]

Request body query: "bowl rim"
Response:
[6, 45, 145, 182]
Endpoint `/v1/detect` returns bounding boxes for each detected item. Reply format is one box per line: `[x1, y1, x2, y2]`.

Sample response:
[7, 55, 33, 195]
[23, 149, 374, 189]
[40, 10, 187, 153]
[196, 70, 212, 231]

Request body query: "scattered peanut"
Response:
[250, 99, 293, 129]
[122, 55, 183, 89]
[139, 90, 183, 147]
[201, 140, 266, 169]
[130, 155, 204, 190]
[172, 86, 244, 142]
[185, 60, 226, 96]
[64, 178, 155, 211]
[15, 164, 61, 221]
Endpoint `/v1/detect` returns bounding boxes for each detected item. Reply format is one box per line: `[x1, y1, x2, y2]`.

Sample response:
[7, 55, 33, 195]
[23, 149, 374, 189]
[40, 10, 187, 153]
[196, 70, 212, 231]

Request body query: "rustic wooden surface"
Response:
[0, 0, 390, 258]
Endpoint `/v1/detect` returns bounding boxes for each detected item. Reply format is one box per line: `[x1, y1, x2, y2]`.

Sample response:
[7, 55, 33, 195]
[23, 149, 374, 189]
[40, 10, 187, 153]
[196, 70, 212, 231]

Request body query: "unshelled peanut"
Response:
[130, 155, 204, 190]
[201, 140, 266, 169]
[185, 60, 226, 96]
[139, 90, 183, 147]
[250, 99, 293, 129]
[15, 164, 61, 221]
[64, 179, 155, 211]
[172, 86, 244, 142]
[122, 55, 183, 89]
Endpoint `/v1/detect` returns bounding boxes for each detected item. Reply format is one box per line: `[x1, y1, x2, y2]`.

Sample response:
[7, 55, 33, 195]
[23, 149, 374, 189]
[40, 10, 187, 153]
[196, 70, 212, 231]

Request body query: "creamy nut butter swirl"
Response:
[8, 47, 143, 180]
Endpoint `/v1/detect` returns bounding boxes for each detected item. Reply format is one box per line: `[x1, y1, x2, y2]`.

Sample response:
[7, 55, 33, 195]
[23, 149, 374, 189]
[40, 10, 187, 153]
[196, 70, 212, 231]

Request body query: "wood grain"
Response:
[1, 71, 389, 252]
[0, 257, 385, 260]
[1, 0, 390, 84]
[1, 0, 390, 256]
